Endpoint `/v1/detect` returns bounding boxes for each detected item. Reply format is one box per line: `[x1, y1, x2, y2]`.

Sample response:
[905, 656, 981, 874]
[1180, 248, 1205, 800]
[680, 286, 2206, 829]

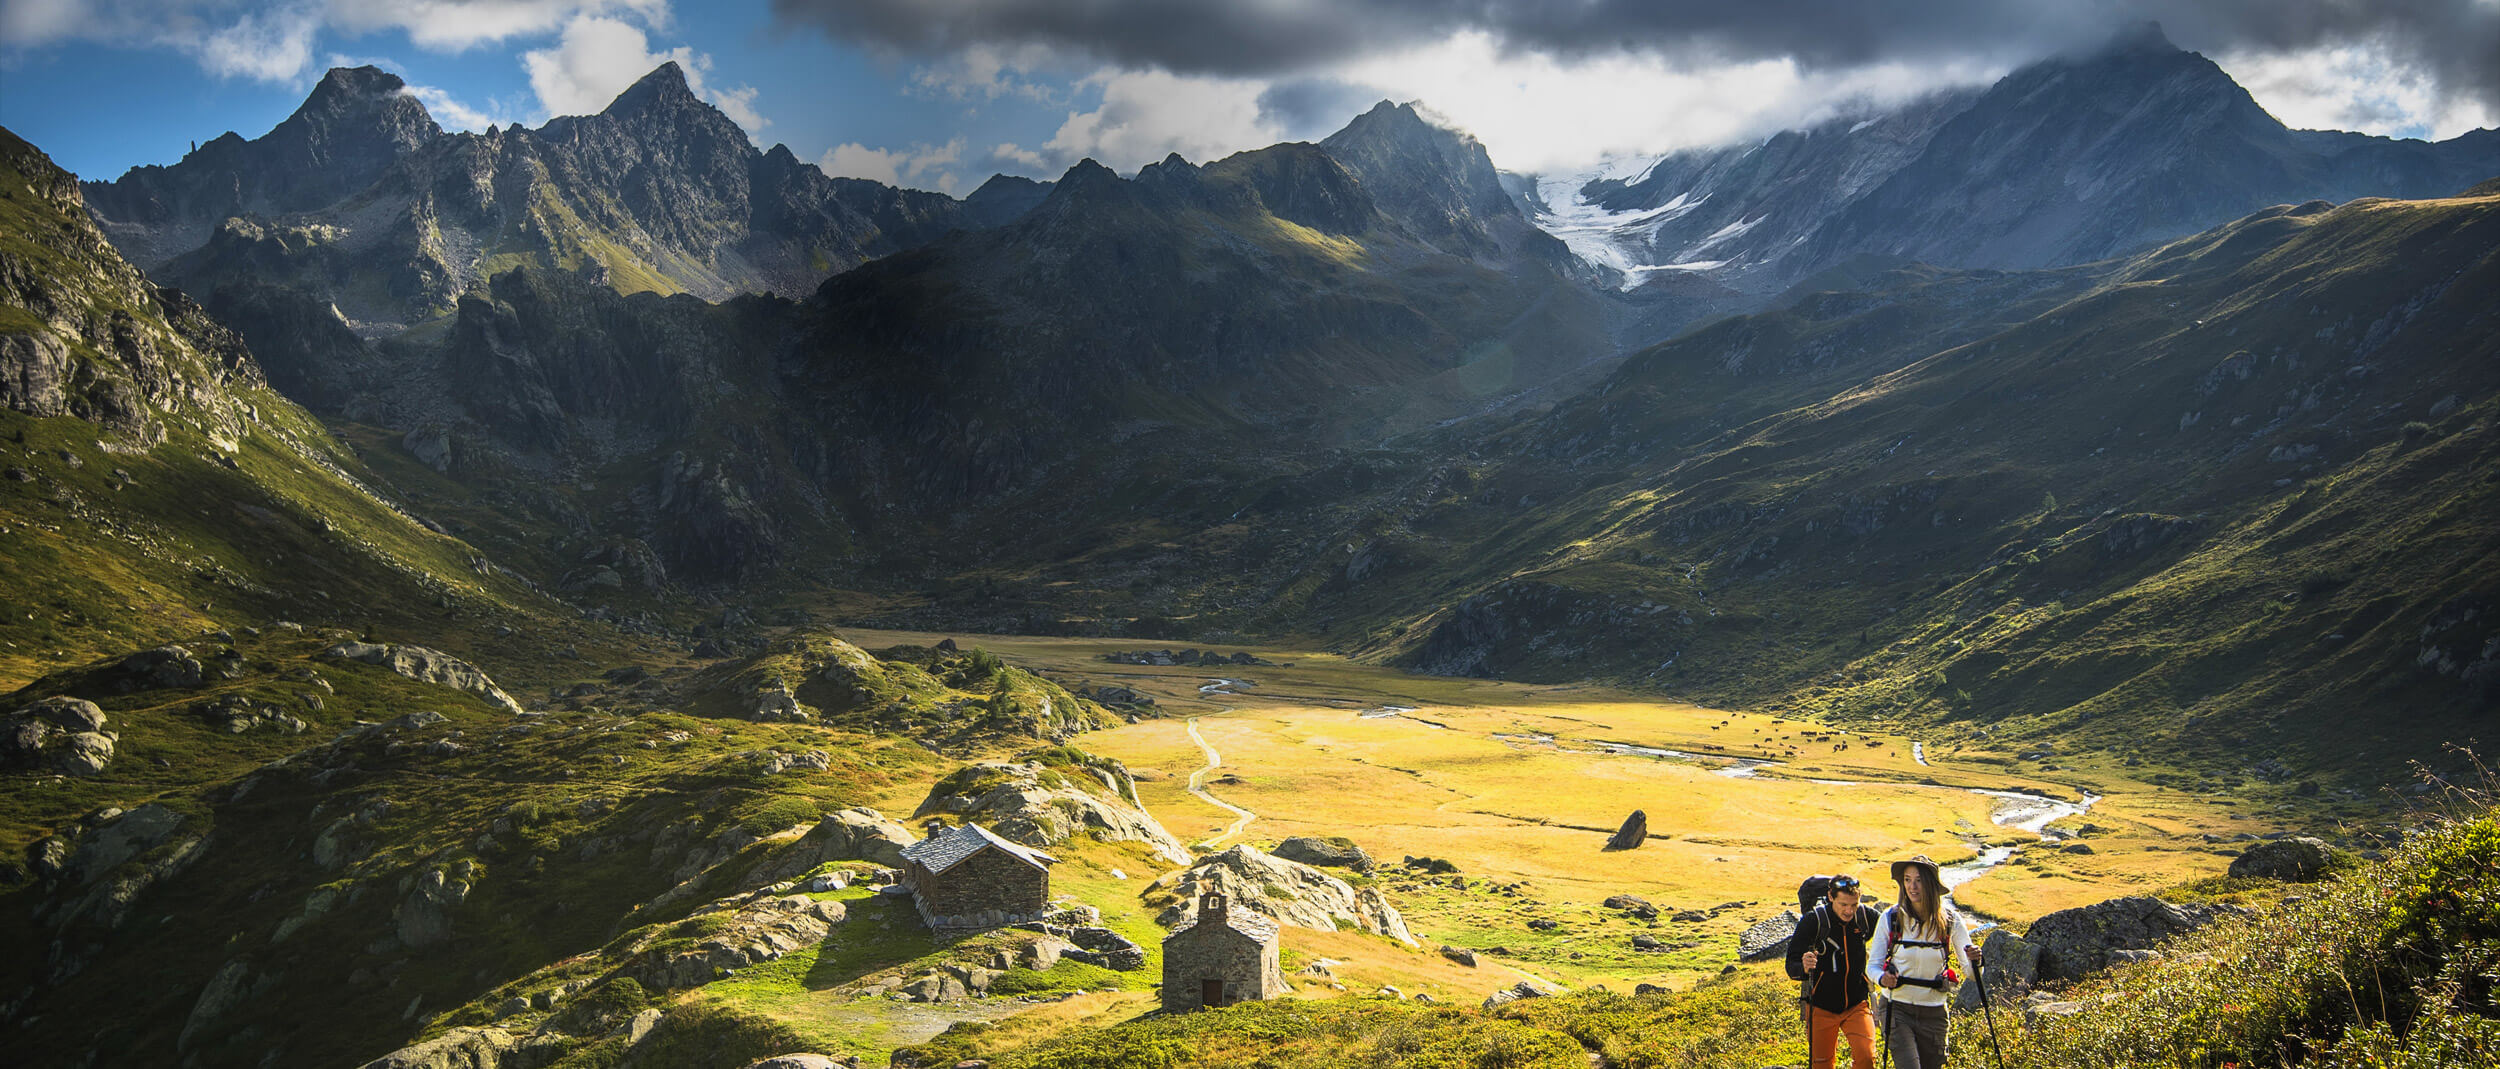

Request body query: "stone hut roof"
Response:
[901, 822, 1057, 875]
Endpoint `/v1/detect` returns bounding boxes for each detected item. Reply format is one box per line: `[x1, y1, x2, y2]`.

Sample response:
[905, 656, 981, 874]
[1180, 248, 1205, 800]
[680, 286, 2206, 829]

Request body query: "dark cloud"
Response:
[772, 1, 2500, 110]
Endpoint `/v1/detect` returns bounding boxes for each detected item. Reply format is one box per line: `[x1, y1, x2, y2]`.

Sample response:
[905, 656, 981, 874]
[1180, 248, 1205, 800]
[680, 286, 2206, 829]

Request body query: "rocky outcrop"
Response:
[1272, 836, 1373, 872]
[2228, 837, 2342, 881]
[3, 697, 116, 776]
[1957, 927, 2042, 1010]
[631, 892, 846, 990]
[324, 642, 524, 714]
[914, 759, 1190, 865]
[1738, 911, 1800, 962]
[396, 862, 477, 948]
[750, 807, 918, 878]
[1152, 844, 1415, 944]
[2025, 896, 2251, 982]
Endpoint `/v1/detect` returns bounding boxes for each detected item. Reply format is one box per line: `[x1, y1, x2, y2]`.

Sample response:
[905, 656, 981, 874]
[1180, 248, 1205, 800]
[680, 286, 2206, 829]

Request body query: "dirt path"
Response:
[1185, 716, 1258, 849]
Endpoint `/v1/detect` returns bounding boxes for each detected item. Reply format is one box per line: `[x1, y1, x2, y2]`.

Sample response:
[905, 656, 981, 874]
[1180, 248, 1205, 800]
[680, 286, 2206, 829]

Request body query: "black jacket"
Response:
[1784, 902, 1878, 1013]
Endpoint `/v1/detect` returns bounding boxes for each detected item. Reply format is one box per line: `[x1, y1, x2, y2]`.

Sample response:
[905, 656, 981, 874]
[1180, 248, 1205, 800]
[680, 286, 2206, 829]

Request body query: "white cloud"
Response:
[0, 0, 674, 83]
[909, 41, 1063, 102]
[404, 84, 512, 131]
[188, 5, 323, 82]
[2217, 39, 2496, 141]
[1327, 30, 2003, 175]
[818, 137, 967, 193]
[520, 14, 767, 135]
[990, 141, 1049, 171]
[329, 0, 670, 52]
[1043, 68, 1280, 173]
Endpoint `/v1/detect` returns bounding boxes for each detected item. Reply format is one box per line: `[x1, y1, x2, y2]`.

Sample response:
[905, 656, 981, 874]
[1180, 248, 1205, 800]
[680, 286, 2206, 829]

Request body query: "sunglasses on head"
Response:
[1829, 876, 1860, 894]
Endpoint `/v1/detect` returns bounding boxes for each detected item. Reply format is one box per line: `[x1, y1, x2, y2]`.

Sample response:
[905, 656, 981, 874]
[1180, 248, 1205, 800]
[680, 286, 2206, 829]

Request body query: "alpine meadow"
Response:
[2, 7, 2496, 1069]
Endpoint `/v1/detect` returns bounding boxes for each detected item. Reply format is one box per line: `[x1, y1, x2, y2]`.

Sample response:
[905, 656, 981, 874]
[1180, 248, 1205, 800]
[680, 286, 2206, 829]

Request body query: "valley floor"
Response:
[845, 630, 2274, 1000]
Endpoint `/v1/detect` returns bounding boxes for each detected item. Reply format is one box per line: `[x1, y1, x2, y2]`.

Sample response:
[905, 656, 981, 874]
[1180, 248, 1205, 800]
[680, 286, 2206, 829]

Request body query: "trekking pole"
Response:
[1974, 956, 2008, 1069]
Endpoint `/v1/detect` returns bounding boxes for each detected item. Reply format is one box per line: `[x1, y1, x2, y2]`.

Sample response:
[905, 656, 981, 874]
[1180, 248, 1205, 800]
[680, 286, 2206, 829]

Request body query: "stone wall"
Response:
[905, 847, 1050, 930]
[1162, 918, 1281, 1010]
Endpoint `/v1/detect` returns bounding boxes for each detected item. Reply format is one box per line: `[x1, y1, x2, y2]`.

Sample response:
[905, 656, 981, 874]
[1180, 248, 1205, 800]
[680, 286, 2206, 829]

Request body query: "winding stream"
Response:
[1487, 731, 2097, 889]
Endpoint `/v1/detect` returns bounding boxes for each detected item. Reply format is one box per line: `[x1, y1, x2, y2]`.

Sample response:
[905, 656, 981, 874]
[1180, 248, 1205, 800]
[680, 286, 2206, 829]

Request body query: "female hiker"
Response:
[1784, 874, 1879, 1069]
[1868, 855, 1982, 1068]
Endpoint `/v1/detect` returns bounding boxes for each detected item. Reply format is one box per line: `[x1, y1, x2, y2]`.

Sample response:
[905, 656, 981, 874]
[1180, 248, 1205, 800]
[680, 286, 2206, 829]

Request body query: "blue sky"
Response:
[2, 1, 2493, 195]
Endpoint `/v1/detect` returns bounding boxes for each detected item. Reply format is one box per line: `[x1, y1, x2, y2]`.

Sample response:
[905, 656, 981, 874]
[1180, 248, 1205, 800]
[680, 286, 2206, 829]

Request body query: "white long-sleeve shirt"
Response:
[1866, 900, 1977, 1008]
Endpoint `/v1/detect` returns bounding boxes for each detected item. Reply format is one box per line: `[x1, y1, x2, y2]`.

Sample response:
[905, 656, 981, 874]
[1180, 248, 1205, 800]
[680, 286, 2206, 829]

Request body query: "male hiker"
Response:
[1785, 874, 1879, 1069]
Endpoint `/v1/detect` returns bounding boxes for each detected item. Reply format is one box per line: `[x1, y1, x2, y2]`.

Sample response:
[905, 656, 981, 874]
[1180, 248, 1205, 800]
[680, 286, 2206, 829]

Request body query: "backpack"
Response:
[1796, 874, 1837, 914]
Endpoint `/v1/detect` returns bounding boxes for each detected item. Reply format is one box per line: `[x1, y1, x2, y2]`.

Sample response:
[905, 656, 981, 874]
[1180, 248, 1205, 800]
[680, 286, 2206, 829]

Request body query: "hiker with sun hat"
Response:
[1868, 855, 1980, 1068]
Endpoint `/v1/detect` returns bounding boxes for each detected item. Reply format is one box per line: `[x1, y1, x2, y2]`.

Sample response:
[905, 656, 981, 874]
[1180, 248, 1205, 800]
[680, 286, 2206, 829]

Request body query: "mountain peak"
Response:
[306, 65, 408, 105]
[606, 61, 700, 115]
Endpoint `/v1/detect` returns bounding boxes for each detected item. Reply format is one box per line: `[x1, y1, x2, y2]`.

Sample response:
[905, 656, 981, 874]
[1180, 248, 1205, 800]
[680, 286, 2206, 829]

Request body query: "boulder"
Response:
[353, 1027, 525, 1069]
[324, 641, 525, 714]
[1955, 928, 2041, 1011]
[748, 1057, 848, 1069]
[108, 646, 205, 691]
[1481, 980, 1550, 1008]
[1273, 836, 1374, 872]
[1604, 894, 1659, 921]
[1737, 911, 1800, 963]
[1153, 844, 1415, 943]
[1018, 934, 1077, 970]
[72, 803, 183, 883]
[396, 863, 477, 948]
[915, 760, 1189, 865]
[2026, 896, 2250, 982]
[2227, 837, 2339, 881]
[3, 698, 116, 776]
[633, 893, 848, 990]
[1440, 945, 1478, 967]
[1631, 934, 1664, 951]
[1606, 810, 1648, 850]
[1066, 927, 1146, 971]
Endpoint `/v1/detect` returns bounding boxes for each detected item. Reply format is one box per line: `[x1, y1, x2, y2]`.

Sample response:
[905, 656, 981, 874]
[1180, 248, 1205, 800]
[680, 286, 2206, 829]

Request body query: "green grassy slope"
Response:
[1308, 191, 2500, 785]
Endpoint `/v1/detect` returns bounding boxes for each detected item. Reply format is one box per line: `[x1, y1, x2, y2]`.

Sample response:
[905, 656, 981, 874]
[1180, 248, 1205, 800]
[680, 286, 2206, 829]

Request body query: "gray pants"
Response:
[1882, 999, 1950, 1068]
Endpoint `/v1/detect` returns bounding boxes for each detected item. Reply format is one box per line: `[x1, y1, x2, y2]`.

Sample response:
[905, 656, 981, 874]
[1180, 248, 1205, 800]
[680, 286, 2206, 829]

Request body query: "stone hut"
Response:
[897, 822, 1056, 931]
[1161, 891, 1284, 1011]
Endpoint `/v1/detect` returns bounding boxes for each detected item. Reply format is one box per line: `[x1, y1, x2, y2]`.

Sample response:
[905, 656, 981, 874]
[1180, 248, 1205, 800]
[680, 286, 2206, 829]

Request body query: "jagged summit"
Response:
[605, 60, 701, 116]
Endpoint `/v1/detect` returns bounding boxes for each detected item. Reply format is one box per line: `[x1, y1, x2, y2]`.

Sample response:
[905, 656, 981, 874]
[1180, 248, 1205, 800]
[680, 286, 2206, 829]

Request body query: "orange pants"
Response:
[1806, 1002, 1877, 1069]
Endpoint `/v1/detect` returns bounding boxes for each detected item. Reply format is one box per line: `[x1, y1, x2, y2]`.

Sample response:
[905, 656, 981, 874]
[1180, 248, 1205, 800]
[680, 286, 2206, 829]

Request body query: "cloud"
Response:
[2218, 37, 2497, 141]
[907, 41, 1062, 102]
[988, 142, 1048, 172]
[1042, 68, 1280, 174]
[521, 14, 768, 134]
[0, 0, 675, 82]
[771, 1, 2500, 124]
[1327, 31, 2008, 174]
[819, 136, 966, 193]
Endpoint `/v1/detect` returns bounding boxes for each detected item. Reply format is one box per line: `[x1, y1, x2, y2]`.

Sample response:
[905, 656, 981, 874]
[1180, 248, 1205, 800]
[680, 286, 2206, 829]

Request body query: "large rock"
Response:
[72, 803, 183, 883]
[747, 807, 918, 886]
[324, 641, 525, 714]
[351, 1025, 569, 1069]
[1065, 926, 1147, 971]
[631, 892, 847, 990]
[1153, 844, 1415, 944]
[914, 759, 1190, 865]
[2227, 837, 2339, 881]
[1738, 911, 1800, 962]
[2026, 896, 2248, 982]
[3, 697, 115, 776]
[1273, 836, 1373, 872]
[1606, 810, 1648, 850]
[748, 1057, 852, 1069]
[1955, 927, 2041, 1010]
[107, 645, 205, 691]
[396, 862, 476, 948]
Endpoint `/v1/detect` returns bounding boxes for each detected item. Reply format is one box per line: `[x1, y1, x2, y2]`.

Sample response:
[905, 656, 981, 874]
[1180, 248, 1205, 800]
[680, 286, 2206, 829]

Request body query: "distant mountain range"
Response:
[1533, 23, 2500, 295]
